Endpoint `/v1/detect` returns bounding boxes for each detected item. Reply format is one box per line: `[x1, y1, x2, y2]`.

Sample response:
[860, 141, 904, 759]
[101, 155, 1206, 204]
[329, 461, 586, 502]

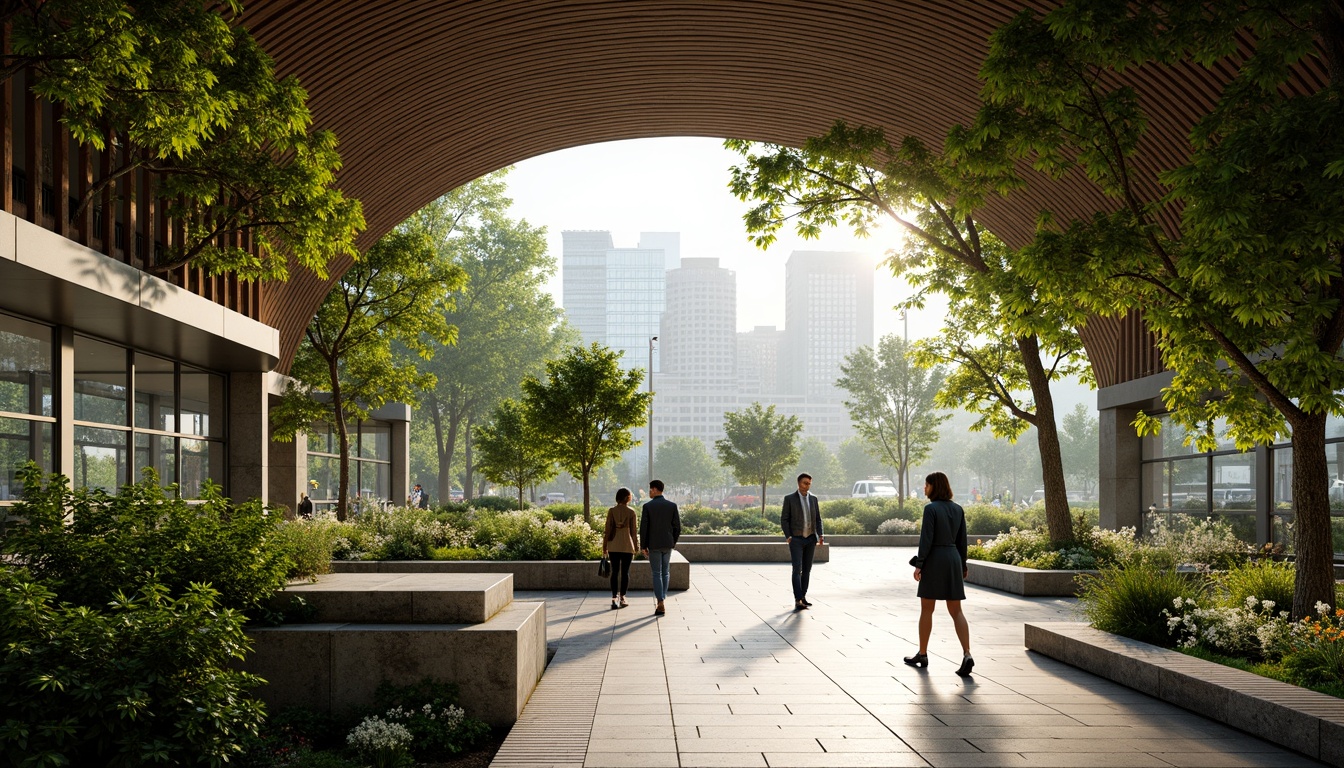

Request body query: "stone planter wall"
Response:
[965, 559, 1097, 597]
[329, 550, 690, 591]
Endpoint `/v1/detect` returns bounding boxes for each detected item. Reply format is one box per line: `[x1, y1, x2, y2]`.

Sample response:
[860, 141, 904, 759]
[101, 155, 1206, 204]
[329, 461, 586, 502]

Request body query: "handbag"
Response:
[597, 556, 611, 578]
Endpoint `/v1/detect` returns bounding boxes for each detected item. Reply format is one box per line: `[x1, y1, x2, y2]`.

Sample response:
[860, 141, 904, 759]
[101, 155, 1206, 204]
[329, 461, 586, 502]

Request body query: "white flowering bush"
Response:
[346, 716, 412, 768]
[373, 680, 491, 759]
[966, 525, 1136, 570]
[1164, 595, 1289, 658]
[1146, 516, 1251, 570]
[876, 517, 919, 534]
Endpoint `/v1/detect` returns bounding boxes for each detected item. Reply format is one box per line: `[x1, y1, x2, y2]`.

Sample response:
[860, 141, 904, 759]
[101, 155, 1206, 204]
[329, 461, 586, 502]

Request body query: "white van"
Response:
[852, 480, 897, 499]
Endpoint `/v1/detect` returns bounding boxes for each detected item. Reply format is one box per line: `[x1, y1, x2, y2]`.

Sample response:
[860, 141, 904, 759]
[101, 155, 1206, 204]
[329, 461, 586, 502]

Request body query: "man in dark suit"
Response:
[781, 472, 824, 610]
[640, 479, 681, 616]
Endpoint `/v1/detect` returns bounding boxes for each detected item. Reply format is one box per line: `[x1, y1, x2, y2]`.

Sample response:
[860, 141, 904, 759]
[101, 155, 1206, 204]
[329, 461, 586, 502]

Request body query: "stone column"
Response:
[55, 326, 75, 478]
[1099, 406, 1143, 531]
[228, 371, 268, 504]
[268, 413, 305, 517]
[391, 417, 410, 507]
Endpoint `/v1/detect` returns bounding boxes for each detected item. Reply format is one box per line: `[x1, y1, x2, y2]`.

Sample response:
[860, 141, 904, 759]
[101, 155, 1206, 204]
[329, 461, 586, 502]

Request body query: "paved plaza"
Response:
[491, 547, 1322, 768]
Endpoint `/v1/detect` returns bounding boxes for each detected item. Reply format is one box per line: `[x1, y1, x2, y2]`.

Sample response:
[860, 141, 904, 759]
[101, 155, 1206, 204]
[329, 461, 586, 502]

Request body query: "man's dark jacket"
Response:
[640, 495, 682, 550]
[780, 491, 824, 539]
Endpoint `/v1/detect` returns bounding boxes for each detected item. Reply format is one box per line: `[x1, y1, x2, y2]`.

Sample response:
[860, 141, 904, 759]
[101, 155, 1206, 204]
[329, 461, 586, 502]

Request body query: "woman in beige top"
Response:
[603, 488, 640, 609]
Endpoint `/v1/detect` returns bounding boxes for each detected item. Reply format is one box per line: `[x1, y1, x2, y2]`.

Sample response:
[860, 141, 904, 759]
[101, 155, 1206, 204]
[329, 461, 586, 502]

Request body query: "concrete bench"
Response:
[329, 551, 690, 591]
[966, 559, 1096, 597]
[276, 572, 513, 624]
[674, 541, 830, 563]
[1026, 622, 1344, 765]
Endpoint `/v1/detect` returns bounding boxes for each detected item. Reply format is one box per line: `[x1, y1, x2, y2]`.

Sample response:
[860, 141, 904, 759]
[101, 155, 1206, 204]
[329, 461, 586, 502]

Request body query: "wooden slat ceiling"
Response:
[240, 1, 1301, 383]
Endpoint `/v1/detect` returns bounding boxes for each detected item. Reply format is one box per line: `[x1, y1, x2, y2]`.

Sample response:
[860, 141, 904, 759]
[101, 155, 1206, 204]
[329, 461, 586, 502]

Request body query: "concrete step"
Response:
[277, 572, 514, 624]
[330, 552, 690, 591]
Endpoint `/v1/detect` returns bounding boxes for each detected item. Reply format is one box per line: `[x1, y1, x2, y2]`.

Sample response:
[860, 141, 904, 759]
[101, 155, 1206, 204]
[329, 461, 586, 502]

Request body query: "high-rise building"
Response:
[560, 231, 613, 346]
[781, 251, 874, 397]
[561, 231, 674, 373]
[661, 258, 735, 390]
[736, 325, 783, 396]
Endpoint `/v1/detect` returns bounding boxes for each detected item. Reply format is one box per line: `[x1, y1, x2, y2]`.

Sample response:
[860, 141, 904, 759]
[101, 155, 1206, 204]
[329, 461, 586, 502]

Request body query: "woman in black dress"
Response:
[903, 471, 973, 676]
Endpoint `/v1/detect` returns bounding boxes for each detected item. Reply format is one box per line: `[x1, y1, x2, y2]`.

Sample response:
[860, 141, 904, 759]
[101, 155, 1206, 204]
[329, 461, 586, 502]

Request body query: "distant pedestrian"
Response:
[781, 473, 824, 611]
[415, 484, 430, 509]
[603, 488, 639, 610]
[905, 471, 973, 676]
[640, 479, 681, 616]
[297, 492, 314, 519]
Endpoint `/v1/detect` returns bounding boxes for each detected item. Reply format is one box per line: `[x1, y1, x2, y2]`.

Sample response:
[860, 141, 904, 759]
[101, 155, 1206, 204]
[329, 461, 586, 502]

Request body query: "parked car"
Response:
[449, 487, 464, 502]
[540, 492, 566, 505]
[852, 480, 897, 499]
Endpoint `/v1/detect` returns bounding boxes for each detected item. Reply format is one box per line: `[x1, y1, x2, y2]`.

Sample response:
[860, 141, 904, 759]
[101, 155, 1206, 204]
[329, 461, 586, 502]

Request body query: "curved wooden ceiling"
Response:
[239, 1, 1289, 379]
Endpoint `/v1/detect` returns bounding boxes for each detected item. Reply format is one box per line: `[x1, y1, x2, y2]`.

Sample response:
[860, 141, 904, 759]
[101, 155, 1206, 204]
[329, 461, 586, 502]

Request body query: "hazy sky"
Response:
[503, 136, 1095, 414]
[504, 136, 942, 342]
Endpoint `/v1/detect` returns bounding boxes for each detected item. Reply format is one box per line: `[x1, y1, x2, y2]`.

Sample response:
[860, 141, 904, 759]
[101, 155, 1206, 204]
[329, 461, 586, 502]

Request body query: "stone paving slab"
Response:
[490, 548, 1323, 768]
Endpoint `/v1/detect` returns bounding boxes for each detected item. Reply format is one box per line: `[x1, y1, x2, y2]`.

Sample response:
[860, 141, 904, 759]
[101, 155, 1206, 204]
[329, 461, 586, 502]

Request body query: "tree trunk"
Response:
[582, 469, 592, 524]
[761, 481, 768, 519]
[330, 358, 350, 522]
[428, 392, 457, 505]
[1290, 411, 1335, 619]
[517, 483, 525, 510]
[1016, 335, 1072, 542]
[463, 417, 475, 501]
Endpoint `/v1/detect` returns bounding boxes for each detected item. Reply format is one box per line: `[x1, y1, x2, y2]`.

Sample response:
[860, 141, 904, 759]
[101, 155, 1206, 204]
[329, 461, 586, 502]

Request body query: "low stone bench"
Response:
[242, 572, 546, 726]
[966, 559, 1096, 596]
[1026, 622, 1344, 765]
[675, 541, 830, 563]
[330, 551, 690, 591]
[277, 572, 513, 624]
[679, 534, 1000, 546]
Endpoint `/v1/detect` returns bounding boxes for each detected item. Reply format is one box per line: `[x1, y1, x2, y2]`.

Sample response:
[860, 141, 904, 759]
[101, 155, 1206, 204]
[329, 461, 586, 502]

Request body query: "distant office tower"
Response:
[661, 258, 735, 390]
[561, 231, 613, 345]
[782, 251, 874, 397]
[561, 230, 674, 373]
[737, 325, 784, 395]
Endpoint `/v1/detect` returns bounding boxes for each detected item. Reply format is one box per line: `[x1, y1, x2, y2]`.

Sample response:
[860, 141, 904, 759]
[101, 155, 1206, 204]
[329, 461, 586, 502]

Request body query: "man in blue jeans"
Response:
[640, 479, 681, 615]
[781, 473, 825, 611]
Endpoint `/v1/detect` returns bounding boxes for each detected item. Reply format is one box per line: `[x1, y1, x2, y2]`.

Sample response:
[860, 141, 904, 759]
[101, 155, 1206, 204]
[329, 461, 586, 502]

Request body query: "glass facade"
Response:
[0, 314, 54, 498]
[0, 313, 227, 504]
[1140, 414, 1262, 544]
[605, 248, 665, 373]
[307, 420, 394, 512]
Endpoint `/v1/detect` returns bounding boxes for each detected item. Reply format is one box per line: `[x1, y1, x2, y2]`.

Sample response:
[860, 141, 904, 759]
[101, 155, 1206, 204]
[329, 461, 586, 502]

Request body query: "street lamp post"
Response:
[648, 336, 657, 482]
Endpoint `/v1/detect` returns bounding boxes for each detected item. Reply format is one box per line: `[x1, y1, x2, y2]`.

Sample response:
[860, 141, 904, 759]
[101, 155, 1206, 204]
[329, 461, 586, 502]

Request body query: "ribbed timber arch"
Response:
[241, 1, 1311, 380]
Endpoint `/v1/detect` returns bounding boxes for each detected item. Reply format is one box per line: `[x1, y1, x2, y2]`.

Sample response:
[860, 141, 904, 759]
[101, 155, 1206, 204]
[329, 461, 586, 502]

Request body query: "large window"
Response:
[307, 420, 394, 512]
[72, 335, 225, 498]
[0, 314, 53, 498]
[1140, 415, 1259, 545]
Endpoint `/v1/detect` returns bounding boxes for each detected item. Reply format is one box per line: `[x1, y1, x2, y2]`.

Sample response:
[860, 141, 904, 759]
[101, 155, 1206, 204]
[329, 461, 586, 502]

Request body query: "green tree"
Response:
[273, 230, 465, 519]
[784, 437, 844, 495]
[836, 335, 951, 504]
[8, 0, 364, 279]
[1061, 403, 1100, 499]
[655, 436, 724, 500]
[408, 172, 571, 503]
[521, 343, 650, 523]
[729, 123, 1089, 542]
[838, 437, 890, 488]
[715, 402, 803, 516]
[473, 399, 556, 510]
[973, 1, 1343, 614]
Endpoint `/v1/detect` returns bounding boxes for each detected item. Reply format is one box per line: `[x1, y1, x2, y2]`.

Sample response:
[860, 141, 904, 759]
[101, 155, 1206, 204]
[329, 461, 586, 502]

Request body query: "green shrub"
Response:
[472, 511, 556, 559]
[545, 502, 585, 522]
[680, 505, 728, 530]
[551, 518, 603, 560]
[1078, 560, 1204, 646]
[0, 569, 265, 766]
[274, 519, 346, 580]
[963, 504, 1026, 534]
[429, 546, 485, 560]
[819, 498, 871, 518]
[1147, 516, 1251, 569]
[470, 495, 524, 512]
[1, 466, 290, 613]
[824, 516, 865, 535]
[1217, 559, 1295, 613]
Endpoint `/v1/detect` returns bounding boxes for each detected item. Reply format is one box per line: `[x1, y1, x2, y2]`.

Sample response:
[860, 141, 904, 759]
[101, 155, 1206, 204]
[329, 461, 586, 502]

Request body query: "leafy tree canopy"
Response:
[655, 436, 724, 495]
[715, 402, 802, 516]
[7, 0, 363, 279]
[522, 343, 650, 522]
[473, 399, 556, 510]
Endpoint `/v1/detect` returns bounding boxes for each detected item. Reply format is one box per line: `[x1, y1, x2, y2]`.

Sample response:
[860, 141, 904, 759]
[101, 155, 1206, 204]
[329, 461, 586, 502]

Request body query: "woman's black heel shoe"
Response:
[903, 653, 928, 668]
[955, 656, 975, 677]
